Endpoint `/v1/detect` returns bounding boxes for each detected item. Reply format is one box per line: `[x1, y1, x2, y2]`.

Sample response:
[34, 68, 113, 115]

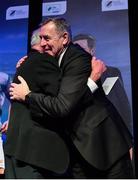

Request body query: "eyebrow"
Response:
[40, 35, 50, 40]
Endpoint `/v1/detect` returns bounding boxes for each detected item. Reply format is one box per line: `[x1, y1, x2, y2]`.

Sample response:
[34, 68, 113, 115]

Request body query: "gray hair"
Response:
[40, 17, 72, 40]
[31, 29, 41, 46]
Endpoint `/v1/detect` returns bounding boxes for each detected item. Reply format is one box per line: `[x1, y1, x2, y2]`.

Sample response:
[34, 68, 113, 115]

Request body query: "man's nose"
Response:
[40, 38, 47, 46]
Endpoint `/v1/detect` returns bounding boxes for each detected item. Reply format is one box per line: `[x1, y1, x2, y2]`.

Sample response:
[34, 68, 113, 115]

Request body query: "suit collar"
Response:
[58, 46, 68, 66]
[59, 42, 74, 67]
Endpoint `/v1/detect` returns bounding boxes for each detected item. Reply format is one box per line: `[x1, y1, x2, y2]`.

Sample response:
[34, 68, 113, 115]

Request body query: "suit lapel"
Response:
[59, 43, 74, 68]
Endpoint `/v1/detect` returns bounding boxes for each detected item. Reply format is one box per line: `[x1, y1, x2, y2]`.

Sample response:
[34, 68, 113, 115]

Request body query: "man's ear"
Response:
[62, 32, 69, 45]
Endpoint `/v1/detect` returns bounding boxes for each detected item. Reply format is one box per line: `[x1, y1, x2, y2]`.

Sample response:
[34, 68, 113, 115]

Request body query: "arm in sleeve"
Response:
[26, 54, 92, 118]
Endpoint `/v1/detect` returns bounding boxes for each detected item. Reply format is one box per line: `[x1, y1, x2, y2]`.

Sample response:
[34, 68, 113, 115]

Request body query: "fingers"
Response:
[92, 56, 97, 61]
[8, 76, 30, 101]
[9, 83, 18, 93]
[1, 125, 7, 133]
[9, 87, 19, 100]
[18, 75, 25, 82]
[0, 121, 8, 133]
[91, 57, 103, 65]
[91, 57, 106, 73]
[10, 96, 15, 100]
[10, 83, 17, 88]
[0, 168, 4, 174]
[16, 56, 27, 68]
[18, 76, 27, 86]
[9, 83, 19, 99]
[10, 76, 24, 87]
[0, 124, 6, 131]
[9, 91, 14, 100]
[16, 59, 24, 68]
[90, 56, 107, 81]
[9, 93, 19, 100]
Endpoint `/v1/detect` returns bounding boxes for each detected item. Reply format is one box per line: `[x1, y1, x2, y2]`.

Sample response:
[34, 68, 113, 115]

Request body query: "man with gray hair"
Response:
[4, 27, 64, 178]
[1, 29, 44, 133]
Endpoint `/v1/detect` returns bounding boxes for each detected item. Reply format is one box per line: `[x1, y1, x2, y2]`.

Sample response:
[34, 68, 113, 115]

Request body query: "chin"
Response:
[45, 50, 53, 56]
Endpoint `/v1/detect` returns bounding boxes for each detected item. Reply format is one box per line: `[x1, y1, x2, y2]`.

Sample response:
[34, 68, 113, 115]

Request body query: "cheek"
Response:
[51, 41, 62, 55]
[52, 45, 59, 53]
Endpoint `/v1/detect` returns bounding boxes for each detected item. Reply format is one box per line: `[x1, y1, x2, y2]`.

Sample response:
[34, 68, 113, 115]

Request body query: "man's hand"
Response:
[9, 76, 31, 101]
[0, 168, 4, 175]
[129, 147, 133, 160]
[16, 55, 28, 68]
[90, 56, 107, 82]
[0, 120, 9, 133]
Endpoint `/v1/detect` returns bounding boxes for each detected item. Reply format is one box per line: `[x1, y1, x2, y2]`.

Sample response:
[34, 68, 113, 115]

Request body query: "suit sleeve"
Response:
[35, 58, 61, 97]
[26, 53, 92, 118]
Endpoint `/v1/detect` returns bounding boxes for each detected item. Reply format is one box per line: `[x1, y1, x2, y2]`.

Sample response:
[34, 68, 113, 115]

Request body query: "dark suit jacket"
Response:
[101, 66, 132, 133]
[21, 43, 133, 171]
[5, 50, 69, 173]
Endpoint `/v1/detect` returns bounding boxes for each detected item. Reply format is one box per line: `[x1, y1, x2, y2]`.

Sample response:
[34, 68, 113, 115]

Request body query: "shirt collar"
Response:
[58, 46, 68, 66]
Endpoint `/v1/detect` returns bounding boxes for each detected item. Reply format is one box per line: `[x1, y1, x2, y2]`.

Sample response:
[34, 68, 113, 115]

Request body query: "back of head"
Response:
[73, 34, 96, 55]
[31, 29, 41, 46]
[31, 29, 44, 53]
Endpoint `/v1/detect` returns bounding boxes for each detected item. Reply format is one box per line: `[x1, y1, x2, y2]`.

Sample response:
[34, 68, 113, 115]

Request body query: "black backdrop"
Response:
[128, 0, 138, 177]
[27, 0, 42, 52]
